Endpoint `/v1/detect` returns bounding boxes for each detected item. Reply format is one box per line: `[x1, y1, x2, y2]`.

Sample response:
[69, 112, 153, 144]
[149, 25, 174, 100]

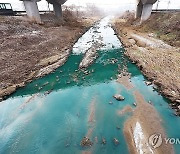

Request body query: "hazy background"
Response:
[1, 0, 179, 13]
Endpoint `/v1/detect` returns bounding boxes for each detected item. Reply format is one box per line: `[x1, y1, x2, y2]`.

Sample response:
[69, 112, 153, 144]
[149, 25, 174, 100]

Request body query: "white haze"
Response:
[0, 0, 179, 12]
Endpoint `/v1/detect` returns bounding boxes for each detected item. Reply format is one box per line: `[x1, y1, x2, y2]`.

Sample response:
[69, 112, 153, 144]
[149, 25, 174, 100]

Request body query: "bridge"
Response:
[20, 0, 157, 23]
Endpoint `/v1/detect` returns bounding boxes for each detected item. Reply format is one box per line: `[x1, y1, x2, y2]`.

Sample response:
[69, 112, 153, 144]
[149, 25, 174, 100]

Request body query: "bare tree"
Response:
[85, 3, 102, 17]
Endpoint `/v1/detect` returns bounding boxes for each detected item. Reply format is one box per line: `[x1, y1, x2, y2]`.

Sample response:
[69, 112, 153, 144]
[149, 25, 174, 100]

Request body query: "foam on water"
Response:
[72, 17, 122, 54]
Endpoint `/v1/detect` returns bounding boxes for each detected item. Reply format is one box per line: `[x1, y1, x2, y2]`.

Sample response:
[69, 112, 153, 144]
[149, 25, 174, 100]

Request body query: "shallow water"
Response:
[0, 17, 180, 154]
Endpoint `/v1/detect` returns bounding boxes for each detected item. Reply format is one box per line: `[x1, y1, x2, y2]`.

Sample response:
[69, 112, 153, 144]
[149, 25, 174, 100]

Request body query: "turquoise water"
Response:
[0, 18, 180, 154]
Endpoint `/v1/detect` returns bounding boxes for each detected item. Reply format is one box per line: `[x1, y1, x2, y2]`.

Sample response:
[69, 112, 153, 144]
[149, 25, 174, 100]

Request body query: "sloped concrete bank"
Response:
[112, 23, 180, 116]
[0, 17, 99, 101]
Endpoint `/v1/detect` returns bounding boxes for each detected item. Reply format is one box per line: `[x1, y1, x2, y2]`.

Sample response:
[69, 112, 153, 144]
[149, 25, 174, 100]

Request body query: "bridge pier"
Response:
[136, 0, 157, 22]
[136, 2, 143, 18]
[141, 4, 153, 21]
[53, 2, 62, 19]
[23, 0, 41, 23]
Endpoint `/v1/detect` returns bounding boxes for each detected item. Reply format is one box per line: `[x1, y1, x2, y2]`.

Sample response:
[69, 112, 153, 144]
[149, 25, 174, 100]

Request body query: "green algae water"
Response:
[0, 17, 180, 154]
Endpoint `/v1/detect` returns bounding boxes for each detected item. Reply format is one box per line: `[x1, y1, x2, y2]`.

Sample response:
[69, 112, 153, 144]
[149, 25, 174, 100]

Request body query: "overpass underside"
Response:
[20, 0, 157, 23]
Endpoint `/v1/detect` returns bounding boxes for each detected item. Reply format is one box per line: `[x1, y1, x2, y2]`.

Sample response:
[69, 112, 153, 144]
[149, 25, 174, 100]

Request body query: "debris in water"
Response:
[38, 87, 43, 90]
[109, 101, 113, 105]
[116, 126, 120, 130]
[145, 81, 152, 86]
[113, 94, 125, 101]
[132, 61, 136, 64]
[153, 84, 158, 90]
[148, 101, 153, 105]
[65, 143, 70, 147]
[94, 30, 100, 33]
[174, 112, 178, 116]
[133, 102, 137, 107]
[101, 137, 106, 145]
[66, 81, 70, 84]
[113, 138, 119, 145]
[44, 89, 53, 95]
[42, 82, 49, 87]
[109, 58, 118, 64]
[117, 74, 122, 78]
[84, 70, 89, 75]
[80, 137, 93, 147]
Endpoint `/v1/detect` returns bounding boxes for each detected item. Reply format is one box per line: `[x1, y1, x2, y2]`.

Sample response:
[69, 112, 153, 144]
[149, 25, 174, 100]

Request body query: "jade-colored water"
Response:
[0, 17, 180, 154]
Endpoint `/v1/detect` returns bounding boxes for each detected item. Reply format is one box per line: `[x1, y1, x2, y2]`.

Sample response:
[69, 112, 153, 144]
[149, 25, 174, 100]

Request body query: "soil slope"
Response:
[0, 12, 97, 99]
[113, 12, 180, 115]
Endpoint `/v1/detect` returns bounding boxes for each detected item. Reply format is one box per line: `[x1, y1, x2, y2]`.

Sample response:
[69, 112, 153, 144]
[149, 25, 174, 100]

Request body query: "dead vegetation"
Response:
[116, 11, 180, 47]
[113, 11, 180, 114]
[139, 12, 180, 47]
[41, 7, 86, 28]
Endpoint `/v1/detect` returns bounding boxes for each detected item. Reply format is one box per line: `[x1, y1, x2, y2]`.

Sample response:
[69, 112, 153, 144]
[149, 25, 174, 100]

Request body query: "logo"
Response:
[149, 133, 180, 149]
[148, 133, 163, 149]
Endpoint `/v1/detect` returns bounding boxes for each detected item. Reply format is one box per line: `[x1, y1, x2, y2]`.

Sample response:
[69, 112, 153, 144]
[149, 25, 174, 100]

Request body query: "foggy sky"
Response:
[1, 0, 180, 11]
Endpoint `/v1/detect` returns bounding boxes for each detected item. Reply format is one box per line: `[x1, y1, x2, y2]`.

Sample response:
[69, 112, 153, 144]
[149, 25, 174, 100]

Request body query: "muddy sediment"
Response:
[79, 47, 98, 69]
[115, 73, 174, 153]
[81, 98, 96, 154]
[117, 105, 133, 115]
[0, 15, 98, 100]
[123, 91, 174, 154]
[116, 75, 134, 90]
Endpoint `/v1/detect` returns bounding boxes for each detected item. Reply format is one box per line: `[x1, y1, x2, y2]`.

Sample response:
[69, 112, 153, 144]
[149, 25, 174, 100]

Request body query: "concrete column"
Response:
[53, 2, 62, 19]
[23, 1, 41, 23]
[136, 2, 143, 18]
[141, 4, 153, 22]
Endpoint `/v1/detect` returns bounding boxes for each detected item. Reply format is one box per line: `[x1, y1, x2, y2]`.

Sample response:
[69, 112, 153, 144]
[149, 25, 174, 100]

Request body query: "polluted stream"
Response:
[0, 17, 180, 154]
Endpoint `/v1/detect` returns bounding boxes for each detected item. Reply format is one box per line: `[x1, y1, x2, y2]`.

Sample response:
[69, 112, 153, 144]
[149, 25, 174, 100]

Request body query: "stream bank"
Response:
[0, 15, 99, 101]
[112, 17, 180, 116]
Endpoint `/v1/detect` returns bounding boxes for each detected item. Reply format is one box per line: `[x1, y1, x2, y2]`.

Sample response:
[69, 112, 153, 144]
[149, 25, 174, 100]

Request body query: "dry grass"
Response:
[117, 12, 180, 47]
[113, 12, 180, 102]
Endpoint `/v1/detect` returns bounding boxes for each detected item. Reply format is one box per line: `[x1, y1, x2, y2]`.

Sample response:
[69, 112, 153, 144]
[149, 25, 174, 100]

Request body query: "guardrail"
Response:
[14, 10, 53, 16]
[152, 9, 180, 13]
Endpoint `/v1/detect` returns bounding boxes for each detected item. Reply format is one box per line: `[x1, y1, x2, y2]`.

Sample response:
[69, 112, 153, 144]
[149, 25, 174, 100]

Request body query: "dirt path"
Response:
[0, 15, 97, 100]
[112, 17, 180, 116]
